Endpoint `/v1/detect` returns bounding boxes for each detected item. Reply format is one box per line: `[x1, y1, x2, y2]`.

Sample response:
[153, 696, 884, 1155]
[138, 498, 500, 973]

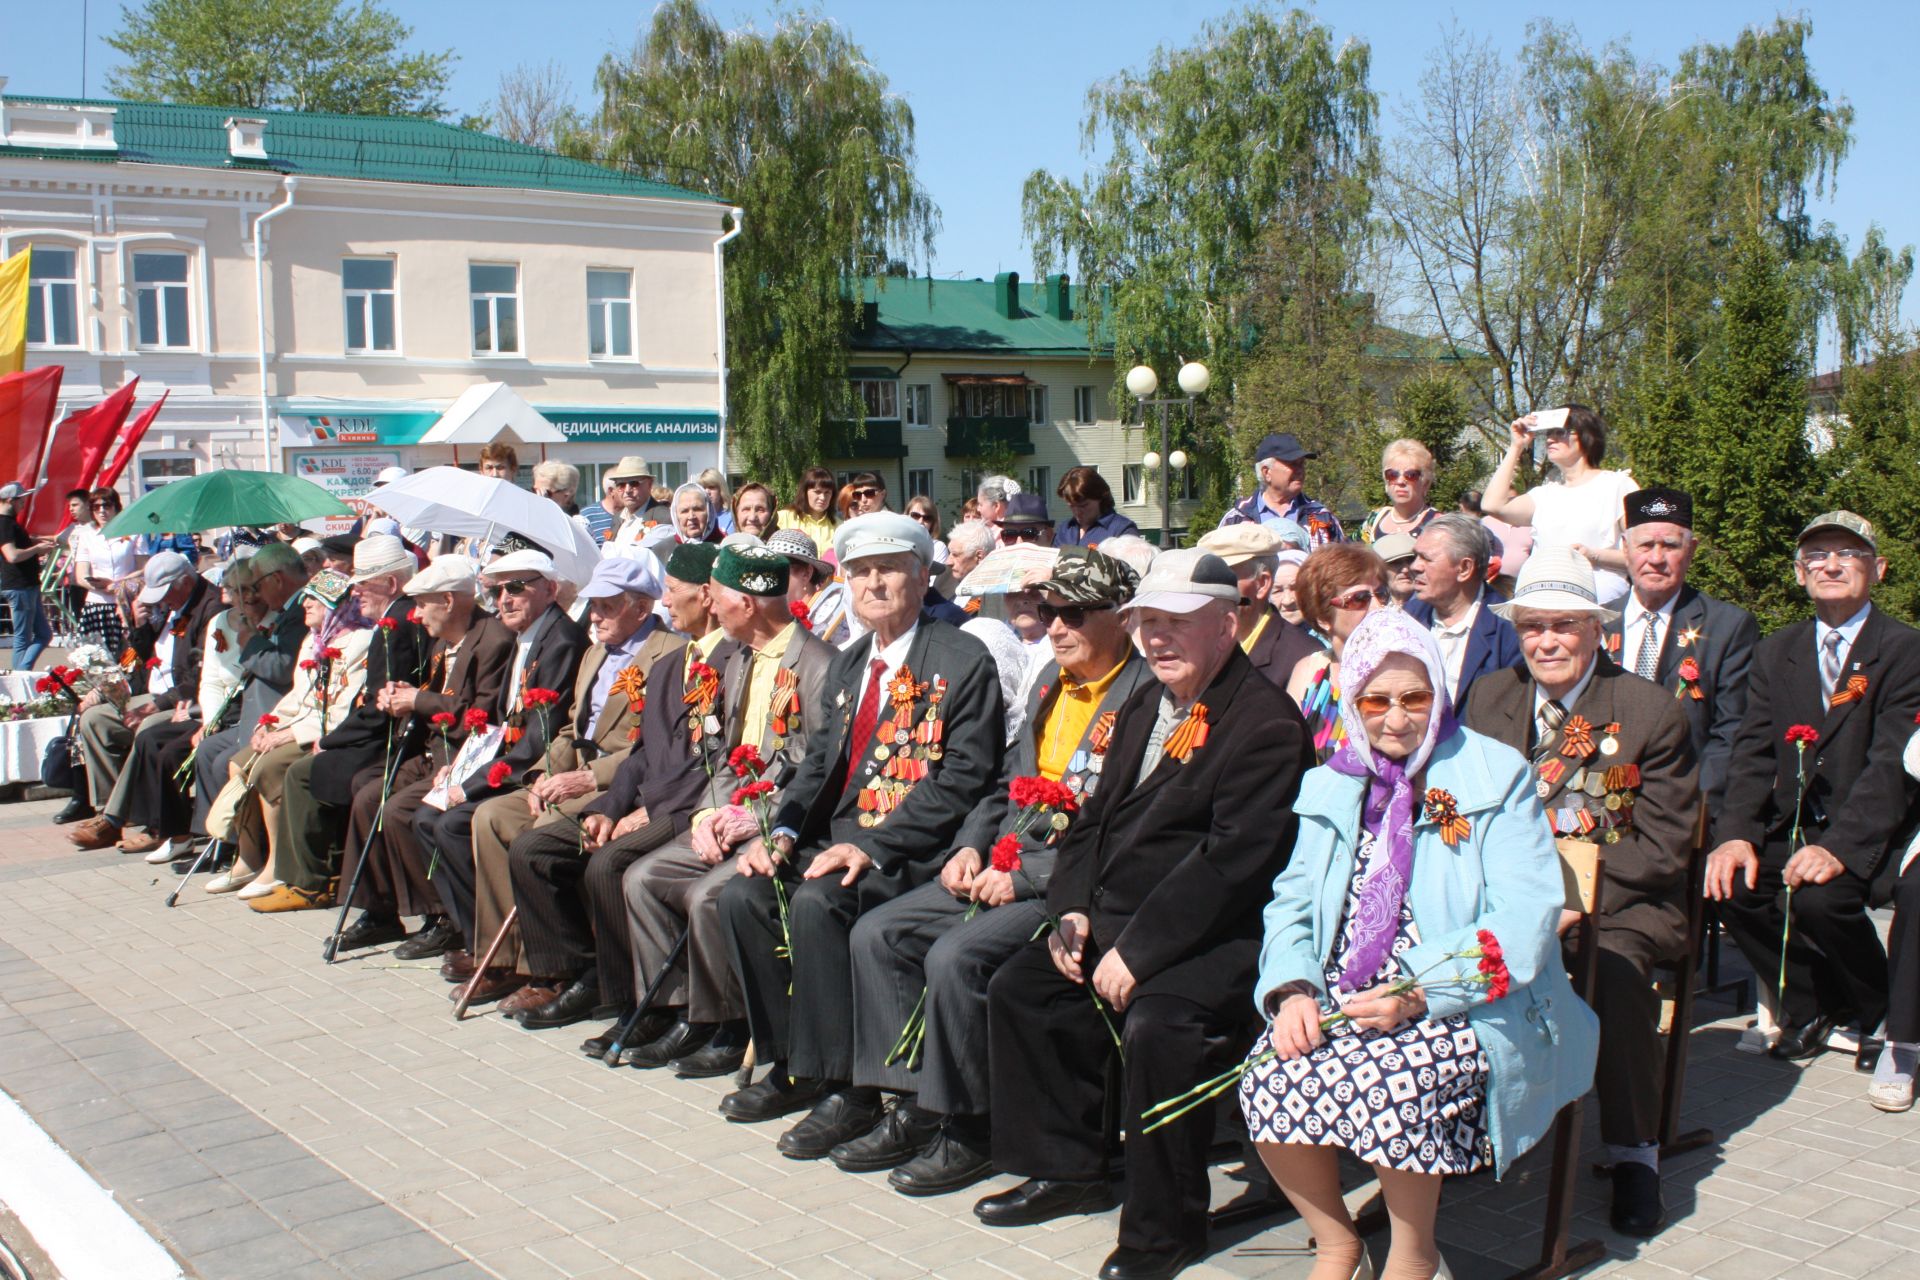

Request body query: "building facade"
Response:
[0, 83, 734, 504]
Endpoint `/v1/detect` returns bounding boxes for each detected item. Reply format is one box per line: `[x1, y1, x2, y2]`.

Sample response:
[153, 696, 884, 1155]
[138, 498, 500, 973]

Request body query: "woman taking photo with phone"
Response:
[1479, 405, 1637, 606]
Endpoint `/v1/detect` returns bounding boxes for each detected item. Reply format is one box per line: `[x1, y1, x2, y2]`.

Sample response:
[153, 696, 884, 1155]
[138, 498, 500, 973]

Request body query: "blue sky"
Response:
[10, 1, 1915, 360]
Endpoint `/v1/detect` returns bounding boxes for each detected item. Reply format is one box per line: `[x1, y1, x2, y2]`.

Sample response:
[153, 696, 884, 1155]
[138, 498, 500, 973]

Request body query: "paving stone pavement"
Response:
[1, 795, 1917, 1279]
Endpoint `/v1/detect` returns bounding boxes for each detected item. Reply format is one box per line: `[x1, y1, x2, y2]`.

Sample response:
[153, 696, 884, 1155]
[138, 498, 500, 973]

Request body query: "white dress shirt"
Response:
[1429, 592, 1482, 704]
[1621, 590, 1680, 679]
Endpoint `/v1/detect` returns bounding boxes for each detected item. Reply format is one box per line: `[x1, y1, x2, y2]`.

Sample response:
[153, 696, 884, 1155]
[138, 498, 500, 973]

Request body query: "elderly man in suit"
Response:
[717, 513, 1007, 1143]
[979, 549, 1313, 1280]
[412, 549, 590, 1003]
[1709, 513, 1920, 1069]
[510, 545, 833, 1036]
[329, 556, 514, 955]
[1195, 523, 1322, 688]
[1604, 488, 1759, 822]
[1406, 512, 1521, 708]
[460, 554, 679, 1008]
[1464, 547, 1698, 1236]
[827, 547, 1153, 1195]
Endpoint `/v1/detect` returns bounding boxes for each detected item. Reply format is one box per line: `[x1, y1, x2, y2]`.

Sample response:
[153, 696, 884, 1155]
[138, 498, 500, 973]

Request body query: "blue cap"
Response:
[578, 549, 665, 600]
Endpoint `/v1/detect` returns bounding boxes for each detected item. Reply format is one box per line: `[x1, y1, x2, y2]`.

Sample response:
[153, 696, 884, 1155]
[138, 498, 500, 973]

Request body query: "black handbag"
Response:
[41, 731, 83, 793]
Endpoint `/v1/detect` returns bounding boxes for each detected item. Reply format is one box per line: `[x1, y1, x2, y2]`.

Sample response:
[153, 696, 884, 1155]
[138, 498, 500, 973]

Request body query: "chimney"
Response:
[225, 116, 268, 161]
[1043, 273, 1071, 320]
[994, 271, 1021, 320]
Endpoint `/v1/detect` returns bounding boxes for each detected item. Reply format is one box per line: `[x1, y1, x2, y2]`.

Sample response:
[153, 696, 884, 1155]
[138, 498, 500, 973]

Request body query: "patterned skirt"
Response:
[80, 602, 124, 654]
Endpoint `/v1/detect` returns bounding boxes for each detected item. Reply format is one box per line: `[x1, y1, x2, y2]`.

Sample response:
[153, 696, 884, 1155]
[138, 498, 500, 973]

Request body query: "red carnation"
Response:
[730, 744, 767, 777]
[1009, 775, 1077, 813]
[789, 600, 812, 630]
[1475, 928, 1503, 965]
[34, 676, 55, 694]
[1677, 657, 1700, 682]
[464, 708, 490, 731]
[258, 714, 279, 727]
[730, 779, 776, 805]
[487, 760, 512, 788]
[320, 646, 343, 662]
[991, 834, 1023, 873]
[300, 658, 317, 671]
[1785, 724, 1819, 746]
[146, 656, 163, 669]
[378, 617, 398, 631]
[407, 607, 422, 624]
[430, 712, 455, 727]
[524, 687, 560, 707]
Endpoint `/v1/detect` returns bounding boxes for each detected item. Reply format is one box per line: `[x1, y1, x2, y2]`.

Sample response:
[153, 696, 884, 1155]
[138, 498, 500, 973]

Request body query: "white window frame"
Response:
[24, 244, 82, 349]
[1027, 385, 1049, 424]
[469, 262, 521, 356]
[1073, 385, 1097, 424]
[131, 249, 192, 350]
[903, 383, 933, 428]
[853, 378, 900, 420]
[586, 267, 634, 360]
[1026, 466, 1052, 501]
[907, 467, 933, 499]
[342, 257, 398, 354]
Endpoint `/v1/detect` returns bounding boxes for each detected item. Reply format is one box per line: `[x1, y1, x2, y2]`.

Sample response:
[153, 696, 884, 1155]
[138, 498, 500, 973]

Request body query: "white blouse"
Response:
[1526, 469, 1638, 605]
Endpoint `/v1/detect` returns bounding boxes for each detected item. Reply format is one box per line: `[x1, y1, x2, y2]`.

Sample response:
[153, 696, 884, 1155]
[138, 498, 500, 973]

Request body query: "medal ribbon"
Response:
[1162, 703, 1211, 763]
[1558, 714, 1595, 758]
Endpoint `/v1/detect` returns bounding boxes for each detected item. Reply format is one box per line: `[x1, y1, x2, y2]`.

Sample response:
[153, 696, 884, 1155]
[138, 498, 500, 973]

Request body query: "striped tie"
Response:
[1534, 699, 1566, 762]
[1634, 614, 1662, 680]
[1820, 631, 1845, 709]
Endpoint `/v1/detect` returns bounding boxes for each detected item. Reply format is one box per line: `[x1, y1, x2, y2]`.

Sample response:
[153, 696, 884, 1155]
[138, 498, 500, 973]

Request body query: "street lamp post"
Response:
[1127, 361, 1210, 549]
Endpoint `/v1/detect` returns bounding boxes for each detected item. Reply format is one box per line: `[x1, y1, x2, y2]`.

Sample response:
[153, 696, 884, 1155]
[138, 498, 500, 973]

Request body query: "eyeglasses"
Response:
[90, 501, 115, 510]
[852, 487, 881, 500]
[1798, 547, 1874, 566]
[1513, 616, 1592, 638]
[490, 578, 540, 597]
[907, 509, 935, 526]
[1038, 601, 1115, 628]
[1534, 428, 1572, 445]
[1383, 468, 1425, 484]
[1329, 586, 1389, 611]
[1002, 526, 1048, 543]
[1354, 690, 1437, 717]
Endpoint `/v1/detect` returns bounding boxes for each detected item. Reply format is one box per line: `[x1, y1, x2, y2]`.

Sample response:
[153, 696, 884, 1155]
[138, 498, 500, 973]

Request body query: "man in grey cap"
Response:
[833, 546, 1154, 1196]
[1219, 432, 1342, 546]
[716, 512, 1007, 1146]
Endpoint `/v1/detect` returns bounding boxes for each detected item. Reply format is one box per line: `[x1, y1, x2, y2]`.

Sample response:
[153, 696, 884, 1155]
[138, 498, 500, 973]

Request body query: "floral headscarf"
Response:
[1323, 608, 1460, 991]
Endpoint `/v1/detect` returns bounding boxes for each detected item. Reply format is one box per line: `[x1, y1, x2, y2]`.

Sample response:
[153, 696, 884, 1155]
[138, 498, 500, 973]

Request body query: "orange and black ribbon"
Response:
[1831, 673, 1869, 706]
[1163, 703, 1210, 763]
[1559, 714, 1595, 758]
[1422, 787, 1472, 846]
[612, 663, 647, 715]
[1089, 710, 1117, 756]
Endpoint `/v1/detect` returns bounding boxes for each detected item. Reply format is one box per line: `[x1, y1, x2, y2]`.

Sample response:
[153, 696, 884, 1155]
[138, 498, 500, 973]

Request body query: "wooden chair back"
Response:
[1556, 837, 1603, 918]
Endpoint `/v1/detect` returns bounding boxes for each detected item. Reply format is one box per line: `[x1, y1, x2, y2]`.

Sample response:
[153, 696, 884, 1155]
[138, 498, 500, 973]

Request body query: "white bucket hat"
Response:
[1491, 546, 1619, 623]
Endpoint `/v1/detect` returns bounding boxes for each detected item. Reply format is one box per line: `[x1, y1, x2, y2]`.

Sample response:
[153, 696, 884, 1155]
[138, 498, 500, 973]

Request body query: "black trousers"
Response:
[510, 818, 676, 1000]
[1720, 847, 1887, 1031]
[119, 718, 199, 837]
[1577, 926, 1665, 1146]
[1886, 860, 1920, 1043]
[342, 757, 444, 920]
[719, 865, 911, 1082]
[988, 942, 1250, 1257]
[411, 798, 485, 949]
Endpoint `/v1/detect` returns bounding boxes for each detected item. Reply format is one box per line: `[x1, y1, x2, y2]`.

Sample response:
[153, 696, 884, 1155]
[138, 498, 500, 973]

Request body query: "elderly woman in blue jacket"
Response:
[1242, 608, 1598, 1280]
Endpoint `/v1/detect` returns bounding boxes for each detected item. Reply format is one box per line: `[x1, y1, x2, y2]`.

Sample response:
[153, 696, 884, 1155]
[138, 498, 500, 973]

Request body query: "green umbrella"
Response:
[100, 470, 353, 538]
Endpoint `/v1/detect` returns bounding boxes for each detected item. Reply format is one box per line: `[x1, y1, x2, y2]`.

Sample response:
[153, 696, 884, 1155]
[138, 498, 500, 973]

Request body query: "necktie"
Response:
[1634, 613, 1662, 680]
[1534, 699, 1566, 762]
[1821, 630, 1845, 709]
[842, 658, 888, 792]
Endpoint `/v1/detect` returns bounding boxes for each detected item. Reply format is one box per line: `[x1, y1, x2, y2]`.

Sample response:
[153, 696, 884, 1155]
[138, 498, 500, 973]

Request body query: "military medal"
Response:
[1600, 722, 1621, 756]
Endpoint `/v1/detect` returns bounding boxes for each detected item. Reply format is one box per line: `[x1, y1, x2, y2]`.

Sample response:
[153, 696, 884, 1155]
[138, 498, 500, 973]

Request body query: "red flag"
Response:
[0, 366, 63, 492]
[97, 389, 168, 492]
[23, 379, 140, 535]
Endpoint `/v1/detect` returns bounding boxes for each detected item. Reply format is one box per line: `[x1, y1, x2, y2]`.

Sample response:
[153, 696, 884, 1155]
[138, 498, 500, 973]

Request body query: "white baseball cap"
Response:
[481, 548, 558, 581]
[136, 551, 195, 605]
[405, 555, 480, 596]
[1122, 548, 1241, 615]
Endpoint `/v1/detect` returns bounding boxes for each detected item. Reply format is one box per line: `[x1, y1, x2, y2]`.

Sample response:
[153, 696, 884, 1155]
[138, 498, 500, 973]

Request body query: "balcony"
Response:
[821, 418, 907, 460]
[944, 415, 1035, 459]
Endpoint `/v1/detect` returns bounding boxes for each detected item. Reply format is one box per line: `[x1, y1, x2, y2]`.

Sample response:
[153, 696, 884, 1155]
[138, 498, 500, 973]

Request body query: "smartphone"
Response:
[1530, 406, 1570, 435]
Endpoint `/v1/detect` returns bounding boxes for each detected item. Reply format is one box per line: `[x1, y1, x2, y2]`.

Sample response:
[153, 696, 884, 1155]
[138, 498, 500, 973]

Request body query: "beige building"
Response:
[0, 82, 736, 503]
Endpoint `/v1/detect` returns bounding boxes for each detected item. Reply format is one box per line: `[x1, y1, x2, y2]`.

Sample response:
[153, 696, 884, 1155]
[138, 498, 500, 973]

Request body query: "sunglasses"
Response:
[1002, 526, 1048, 543]
[1037, 601, 1114, 628]
[852, 487, 881, 499]
[490, 578, 540, 597]
[1330, 586, 1389, 611]
[1354, 690, 1437, 717]
[1383, 468, 1425, 484]
[907, 510, 935, 526]
[1534, 428, 1572, 444]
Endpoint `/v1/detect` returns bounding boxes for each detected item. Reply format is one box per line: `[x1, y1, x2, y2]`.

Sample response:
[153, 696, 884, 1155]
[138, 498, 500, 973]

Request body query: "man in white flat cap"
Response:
[715, 513, 1007, 1150]
[1464, 546, 1696, 1237]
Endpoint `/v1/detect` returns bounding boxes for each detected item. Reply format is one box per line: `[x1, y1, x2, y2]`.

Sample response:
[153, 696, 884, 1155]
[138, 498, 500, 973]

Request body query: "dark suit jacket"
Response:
[128, 575, 224, 712]
[237, 606, 308, 725]
[1602, 586, 1759, 812]
[410, 613, 515, 755]
[308, 599, 428, 803]
[540, 618, 684, 788]
[956, 649, 1155, 889]
[457, 604, 589, 799]
[774, 620, 1004, 891]
[696, 624, 836, 812]
[1246, 604, 1324, 691]
[1406, 590, 1522, 708]
[1718, 606, 1920, 880]
[1464, 655, 1697, 954]
[1047, 648, 1313, 998]
[588, 638, 722, 826]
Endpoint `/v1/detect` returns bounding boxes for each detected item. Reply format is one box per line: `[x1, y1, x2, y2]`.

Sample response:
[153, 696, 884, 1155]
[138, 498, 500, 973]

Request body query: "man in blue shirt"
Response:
[1219, 433, 1342, 546]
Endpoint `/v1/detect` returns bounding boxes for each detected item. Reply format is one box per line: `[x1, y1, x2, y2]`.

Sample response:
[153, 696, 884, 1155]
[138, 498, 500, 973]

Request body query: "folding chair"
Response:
[1508, 836, 1607, 1280]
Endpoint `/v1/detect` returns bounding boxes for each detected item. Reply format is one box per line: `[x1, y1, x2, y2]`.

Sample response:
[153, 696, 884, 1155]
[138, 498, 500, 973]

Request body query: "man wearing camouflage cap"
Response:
[818, 547, 1155, 1195]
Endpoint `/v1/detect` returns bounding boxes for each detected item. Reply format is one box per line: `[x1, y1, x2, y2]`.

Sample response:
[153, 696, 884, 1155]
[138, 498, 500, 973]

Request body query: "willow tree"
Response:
[569, 0, 936, 487]
[1021, 7, 1376, 517]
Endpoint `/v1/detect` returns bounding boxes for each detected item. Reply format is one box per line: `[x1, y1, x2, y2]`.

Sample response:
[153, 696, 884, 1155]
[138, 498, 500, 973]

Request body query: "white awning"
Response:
[417, 382, 566, 446]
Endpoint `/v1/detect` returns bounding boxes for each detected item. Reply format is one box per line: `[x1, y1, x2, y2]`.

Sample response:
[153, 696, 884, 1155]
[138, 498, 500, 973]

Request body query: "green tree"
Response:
[569, 0, 935, 489]
[1021, 6, 1376, 511]
[105, 0, 453, 116]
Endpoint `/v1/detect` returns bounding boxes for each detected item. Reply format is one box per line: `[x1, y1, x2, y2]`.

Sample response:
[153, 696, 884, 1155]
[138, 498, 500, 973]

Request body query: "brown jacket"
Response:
[539, 618, 685, 787]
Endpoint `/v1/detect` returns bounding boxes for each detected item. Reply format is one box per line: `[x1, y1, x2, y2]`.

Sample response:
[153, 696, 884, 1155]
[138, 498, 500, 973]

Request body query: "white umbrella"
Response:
[365, 466, 601, 584]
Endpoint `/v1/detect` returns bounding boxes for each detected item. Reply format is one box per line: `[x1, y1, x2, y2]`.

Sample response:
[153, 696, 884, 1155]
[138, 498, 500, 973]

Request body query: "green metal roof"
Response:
[0, 93, 723, 204]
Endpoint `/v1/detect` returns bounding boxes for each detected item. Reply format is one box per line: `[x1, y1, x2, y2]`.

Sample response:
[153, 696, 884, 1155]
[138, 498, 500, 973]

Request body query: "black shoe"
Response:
[1608, 1162, 1667, 1237]
[581, 1011, 672, 1059]
[626, 1019, 714, 1069]
[1099, 1244, 1205, 1280]
[889, 1128, 994, 1196]
[830, 1099, 940, 1173]
[1857, 1035, 1885, 1073]
[517, 976, 602, 1030]
[674, 1022, 750, 1079]
[53, 796, 94, 825]
[778, 1089, 885, 1160]
[332, 912, 406, 954]
[1771, 1014, 1842, 1061]
[973, 1177, 1115, 1227]
[394, 918, 460, 961]
[719, 1072, 832, 1124]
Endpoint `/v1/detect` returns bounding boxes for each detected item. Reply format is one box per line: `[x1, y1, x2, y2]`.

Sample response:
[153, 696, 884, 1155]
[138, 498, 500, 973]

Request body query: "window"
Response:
[903, 383, 933, 427]
[132, 251, 191, 348]
[1025, 467, 1051, 500]
[853, 379, 899, 420]
[954, 382, 1029, 418]
[654, 461, 689, 490]
[342, 258, 396, 353]
[470, 263, 519, 355]
[25, 246, 79, 347]
[587, 268, 633, 358]
[1073, 385, 1098, 424]
[907, 468, 933, 499]
[1027, 385, 1049, 424]
[139, 454, 196, 494]
[1122, 464, 1143, 504]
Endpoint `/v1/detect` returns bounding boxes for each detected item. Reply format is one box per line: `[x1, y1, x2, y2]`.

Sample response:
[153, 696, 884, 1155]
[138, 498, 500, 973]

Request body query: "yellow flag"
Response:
[0, 247, 31, 375]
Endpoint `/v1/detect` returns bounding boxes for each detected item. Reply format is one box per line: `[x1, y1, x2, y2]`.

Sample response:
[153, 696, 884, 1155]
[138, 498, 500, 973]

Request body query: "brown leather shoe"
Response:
[439, 950, 477, 983]
[497, 981, 566, 1016]
[117, 828, 164, 855]
[66, 816, 120, 850]
[450, 969, 523, 1005]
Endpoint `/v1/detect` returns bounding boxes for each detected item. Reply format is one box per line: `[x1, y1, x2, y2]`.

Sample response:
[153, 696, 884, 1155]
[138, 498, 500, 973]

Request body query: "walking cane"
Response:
[453, 906, 518, 1021]
[603, 926, 690, 1066]
[165, 837, 224, 908]
[733, 1039, 757, 1090]
[323, 715, 415, 963]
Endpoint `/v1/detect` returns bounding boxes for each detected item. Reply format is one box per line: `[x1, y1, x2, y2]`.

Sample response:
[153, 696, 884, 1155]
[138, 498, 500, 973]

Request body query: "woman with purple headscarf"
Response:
[1242, 608, 1598, 1280]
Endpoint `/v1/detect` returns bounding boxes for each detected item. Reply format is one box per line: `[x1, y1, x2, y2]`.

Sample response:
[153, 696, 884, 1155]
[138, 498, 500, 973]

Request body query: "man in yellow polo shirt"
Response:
[827, 547, 1153, 1196]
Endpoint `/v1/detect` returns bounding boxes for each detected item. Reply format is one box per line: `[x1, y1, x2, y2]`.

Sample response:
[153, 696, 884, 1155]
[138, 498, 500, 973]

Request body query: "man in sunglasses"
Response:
[1219, 432, 1342, 547]
[996, 493, 1053, 548]
[1464, 547, 1697, 1236]
[1195, 523, 1323, 692]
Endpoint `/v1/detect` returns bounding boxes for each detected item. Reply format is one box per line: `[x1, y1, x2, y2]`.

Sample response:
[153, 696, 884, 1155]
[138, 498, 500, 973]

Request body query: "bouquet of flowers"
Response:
[726, 745, 788, 960]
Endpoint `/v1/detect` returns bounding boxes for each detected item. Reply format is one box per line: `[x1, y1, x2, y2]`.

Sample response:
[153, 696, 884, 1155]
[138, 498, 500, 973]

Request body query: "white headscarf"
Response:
[961, 617, 1033, 746]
